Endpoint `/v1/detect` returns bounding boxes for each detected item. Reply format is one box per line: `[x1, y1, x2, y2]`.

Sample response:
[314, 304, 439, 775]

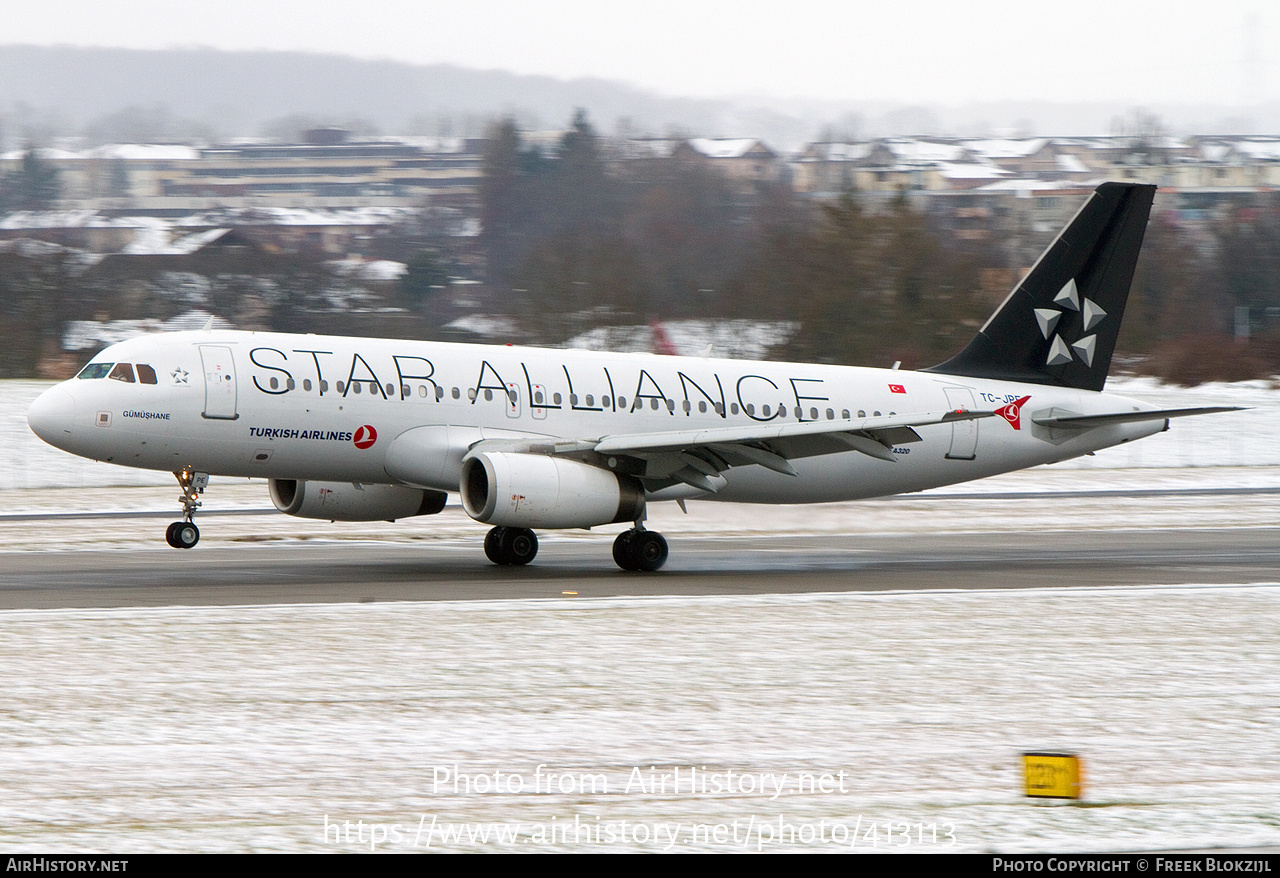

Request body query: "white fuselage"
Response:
[28, 329, 1164, 507]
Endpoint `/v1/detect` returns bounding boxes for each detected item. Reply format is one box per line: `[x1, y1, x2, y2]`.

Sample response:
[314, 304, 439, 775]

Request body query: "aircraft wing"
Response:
[468, 408, 992, 493]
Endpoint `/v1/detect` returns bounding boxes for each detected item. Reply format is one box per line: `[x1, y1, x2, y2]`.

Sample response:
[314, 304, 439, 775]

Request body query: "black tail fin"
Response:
[925, 182, 1155, 391]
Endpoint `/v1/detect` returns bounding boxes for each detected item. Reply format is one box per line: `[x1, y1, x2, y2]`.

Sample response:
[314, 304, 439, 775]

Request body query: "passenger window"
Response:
[553, 393, 563, 405]
[136, 364, 158, 385]
[484, 389, 493, 402]
[303, 379, 312, 392]
[452, 387, 460, 399]
[269, 377, 279, 390]
[585, 395, 594, 407]
[108, 363, 136, 383]
[286, 378, 295, 391]
[77, 363, 113, 380]
[698, 401, 707, 413]
[842, 409, 850, 419]
[336, 381, 345, 393]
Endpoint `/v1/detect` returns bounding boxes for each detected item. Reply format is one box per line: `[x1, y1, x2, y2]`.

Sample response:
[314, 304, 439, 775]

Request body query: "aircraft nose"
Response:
[27, 385, 76, 448]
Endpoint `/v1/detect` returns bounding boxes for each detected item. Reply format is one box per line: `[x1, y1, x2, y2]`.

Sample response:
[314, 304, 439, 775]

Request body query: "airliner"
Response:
[27, 183, 1236, 570]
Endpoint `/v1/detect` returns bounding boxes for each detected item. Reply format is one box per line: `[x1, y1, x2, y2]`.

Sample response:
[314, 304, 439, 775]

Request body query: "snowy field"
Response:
[2, 379, 1280, 852]
[1, 587, 1277, 853]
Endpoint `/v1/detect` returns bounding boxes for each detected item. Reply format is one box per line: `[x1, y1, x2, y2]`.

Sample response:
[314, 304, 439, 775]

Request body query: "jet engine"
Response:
[269, 479, 447, 522]
[460, 452, 644, 529]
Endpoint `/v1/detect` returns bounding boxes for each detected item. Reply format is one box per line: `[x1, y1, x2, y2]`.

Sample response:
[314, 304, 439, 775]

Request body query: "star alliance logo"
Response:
[171, 367, 189, 385]
[1035, 279, 1106, 368]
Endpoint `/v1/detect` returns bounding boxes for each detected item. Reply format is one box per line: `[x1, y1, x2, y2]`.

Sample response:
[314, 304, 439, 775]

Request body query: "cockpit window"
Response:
[108, 363, 136, 383]
[77, 363, 113, 380]
[136, 364, 158, 385]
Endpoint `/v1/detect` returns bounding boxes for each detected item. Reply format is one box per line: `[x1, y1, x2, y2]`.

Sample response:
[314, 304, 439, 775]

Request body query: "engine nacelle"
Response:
[269, 479, 447, 522]
[460, 452, 645, 529]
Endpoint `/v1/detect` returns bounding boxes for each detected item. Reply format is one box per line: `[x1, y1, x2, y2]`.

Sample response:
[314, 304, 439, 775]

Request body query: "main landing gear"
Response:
[612, 527, 668, 572]
[165, 468, 208, 549]
[484, 526, 539, 566]
[482, 524, 669, 571]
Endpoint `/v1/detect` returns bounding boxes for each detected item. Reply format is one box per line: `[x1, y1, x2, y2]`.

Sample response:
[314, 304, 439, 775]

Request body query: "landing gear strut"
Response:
[613, 527, 668, 572]
[165, 468, 207, 549]
[484, 526, 539, 566]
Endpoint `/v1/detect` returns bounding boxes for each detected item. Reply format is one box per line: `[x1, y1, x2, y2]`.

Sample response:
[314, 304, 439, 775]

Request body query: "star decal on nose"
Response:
[171, 368, 189, 385]
[1040, 279, 1106, 368]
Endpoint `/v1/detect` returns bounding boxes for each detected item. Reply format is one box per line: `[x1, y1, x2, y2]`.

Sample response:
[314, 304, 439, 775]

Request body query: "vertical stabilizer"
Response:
[925, 182, 1155, 391]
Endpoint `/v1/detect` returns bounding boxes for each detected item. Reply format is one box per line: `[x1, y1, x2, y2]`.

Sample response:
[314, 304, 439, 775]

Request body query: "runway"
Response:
[5, 525, 1280, 609]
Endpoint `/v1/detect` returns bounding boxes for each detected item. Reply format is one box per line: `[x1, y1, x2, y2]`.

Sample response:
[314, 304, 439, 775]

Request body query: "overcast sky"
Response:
[5, 0, 1274, 106]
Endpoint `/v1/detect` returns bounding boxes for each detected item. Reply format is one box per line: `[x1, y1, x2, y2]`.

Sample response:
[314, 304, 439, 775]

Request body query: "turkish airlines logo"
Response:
[888, 384, 906, 394]
[353, 425, 378, 449]
[995, 396, 1031, 430]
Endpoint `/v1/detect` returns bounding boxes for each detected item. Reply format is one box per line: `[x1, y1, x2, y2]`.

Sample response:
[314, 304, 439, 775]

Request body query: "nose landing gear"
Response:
[165, 468, 208, 549]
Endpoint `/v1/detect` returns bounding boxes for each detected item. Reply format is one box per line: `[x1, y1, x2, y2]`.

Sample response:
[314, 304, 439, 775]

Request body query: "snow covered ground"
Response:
[1, 586, 1277, 852]
[2, 378, 1279, 852]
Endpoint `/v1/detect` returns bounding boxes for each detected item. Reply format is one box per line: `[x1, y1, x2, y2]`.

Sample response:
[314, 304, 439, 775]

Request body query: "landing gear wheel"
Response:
[613, 529, 668, 572]
[498, 527, 538, 566]
[612, 530, 637, 570]
[630, 530, 667, 572]
[484, 526, 507, 565]
[171, 521, 199, 549]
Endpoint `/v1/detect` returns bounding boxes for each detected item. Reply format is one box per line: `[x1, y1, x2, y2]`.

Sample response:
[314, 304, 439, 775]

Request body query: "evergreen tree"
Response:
[4, 148, 61, 211]
[400, 249, 450, 304]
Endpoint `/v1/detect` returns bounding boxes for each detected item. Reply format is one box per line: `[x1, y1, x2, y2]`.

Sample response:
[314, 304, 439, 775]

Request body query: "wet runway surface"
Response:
[5, 526, 1280, 609]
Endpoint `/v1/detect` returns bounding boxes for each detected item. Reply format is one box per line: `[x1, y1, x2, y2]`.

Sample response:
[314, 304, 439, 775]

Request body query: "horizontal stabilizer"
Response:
[1032, 406, 1244, 429]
